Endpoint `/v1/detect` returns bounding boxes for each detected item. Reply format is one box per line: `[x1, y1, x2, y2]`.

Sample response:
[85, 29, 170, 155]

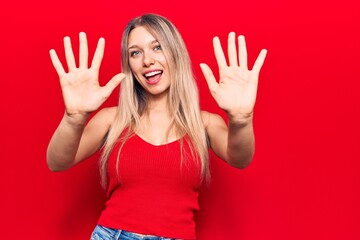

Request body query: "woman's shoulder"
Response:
[91, 106, 118, 126]
[99, 106, 117, 115]
[200, 110, 224, 129]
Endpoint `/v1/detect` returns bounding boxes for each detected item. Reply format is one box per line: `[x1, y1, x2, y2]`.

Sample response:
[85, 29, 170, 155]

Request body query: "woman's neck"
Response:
[147, 91, 169, 113]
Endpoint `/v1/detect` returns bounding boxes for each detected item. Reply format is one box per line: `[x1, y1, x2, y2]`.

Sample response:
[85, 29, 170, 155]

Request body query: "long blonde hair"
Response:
[100, 14, 209, 187]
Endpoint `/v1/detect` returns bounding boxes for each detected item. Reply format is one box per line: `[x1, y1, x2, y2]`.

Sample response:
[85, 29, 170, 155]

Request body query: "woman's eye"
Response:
[154, 45, 162, 51]
[130, 51, 140, 57]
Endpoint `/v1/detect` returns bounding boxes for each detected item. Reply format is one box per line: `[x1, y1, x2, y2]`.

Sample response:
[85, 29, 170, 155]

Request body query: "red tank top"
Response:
[97, 133, 202, 239]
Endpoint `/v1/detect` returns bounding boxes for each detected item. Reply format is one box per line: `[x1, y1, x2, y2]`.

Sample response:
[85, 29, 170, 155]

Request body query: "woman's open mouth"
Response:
[143, 70, 163, 85]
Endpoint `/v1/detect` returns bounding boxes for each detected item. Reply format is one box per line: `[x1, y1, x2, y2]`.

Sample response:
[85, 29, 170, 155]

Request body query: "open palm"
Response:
[50, 32, 124, 116]
[200, 32, 267, 119]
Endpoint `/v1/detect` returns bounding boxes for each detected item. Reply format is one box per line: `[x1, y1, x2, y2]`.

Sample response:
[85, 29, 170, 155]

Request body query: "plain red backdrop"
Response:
[0, 0, 359, 239]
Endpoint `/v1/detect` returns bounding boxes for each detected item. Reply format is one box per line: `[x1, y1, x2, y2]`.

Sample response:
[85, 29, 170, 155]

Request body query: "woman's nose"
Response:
[143, 52, 155, 67]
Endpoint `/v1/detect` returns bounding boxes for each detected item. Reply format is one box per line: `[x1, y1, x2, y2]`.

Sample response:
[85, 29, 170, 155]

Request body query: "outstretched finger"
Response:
[200, 63, 218, 94]
[91, 37, 105, 71]
[252, 49, 267, 74]
[102, 73, 125, 97]
[49, 49, 66, 77]
[213, 37, 227, 68]
[238, 35, 248, 69]
[64, 36, 76, 71]
[228, 32, 238, 66]
[79, 32, 88, 69]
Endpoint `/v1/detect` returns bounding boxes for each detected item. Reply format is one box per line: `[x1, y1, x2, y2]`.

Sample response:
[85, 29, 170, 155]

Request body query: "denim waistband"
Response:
[90, 225, 179, 240]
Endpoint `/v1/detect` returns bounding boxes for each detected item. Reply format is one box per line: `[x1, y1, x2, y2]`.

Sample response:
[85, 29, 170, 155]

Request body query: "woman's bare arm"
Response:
[201, 33, 266, 168]
[47, 32, 124, 171]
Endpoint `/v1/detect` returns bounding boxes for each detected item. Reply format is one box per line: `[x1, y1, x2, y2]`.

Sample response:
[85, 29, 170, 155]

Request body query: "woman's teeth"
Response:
[144, 70, 162, 78]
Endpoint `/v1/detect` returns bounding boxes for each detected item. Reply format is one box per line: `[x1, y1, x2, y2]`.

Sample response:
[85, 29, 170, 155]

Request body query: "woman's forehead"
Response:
[128, 26, 158, 48]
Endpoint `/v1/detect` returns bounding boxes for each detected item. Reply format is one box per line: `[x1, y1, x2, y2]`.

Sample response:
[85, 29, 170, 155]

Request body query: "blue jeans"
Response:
[90, 225, 179, 240]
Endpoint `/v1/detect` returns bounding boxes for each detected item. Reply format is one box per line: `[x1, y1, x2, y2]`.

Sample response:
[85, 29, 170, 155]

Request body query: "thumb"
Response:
[200, 63, 218, 93]
[103, 73, 125, 95]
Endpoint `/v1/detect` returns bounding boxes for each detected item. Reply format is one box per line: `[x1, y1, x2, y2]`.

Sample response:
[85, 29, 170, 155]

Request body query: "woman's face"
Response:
[128, 26, 170, 97]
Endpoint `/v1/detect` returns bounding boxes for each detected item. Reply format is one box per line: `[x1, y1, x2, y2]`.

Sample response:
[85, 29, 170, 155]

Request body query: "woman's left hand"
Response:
[200, 32, 267, 121]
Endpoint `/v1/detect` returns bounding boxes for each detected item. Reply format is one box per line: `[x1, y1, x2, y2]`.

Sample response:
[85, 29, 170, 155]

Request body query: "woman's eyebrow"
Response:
[128, 40, 159, 50]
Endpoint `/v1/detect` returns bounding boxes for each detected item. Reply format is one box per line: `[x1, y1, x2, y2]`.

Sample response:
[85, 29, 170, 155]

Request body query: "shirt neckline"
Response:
[134, 133, 183, 147]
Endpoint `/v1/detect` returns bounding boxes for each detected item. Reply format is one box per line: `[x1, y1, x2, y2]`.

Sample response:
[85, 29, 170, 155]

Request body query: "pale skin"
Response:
[47, 30, 266, 171]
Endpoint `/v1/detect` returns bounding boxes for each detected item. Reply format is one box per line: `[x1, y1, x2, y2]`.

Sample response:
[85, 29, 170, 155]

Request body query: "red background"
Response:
[0, 0, 359, 239]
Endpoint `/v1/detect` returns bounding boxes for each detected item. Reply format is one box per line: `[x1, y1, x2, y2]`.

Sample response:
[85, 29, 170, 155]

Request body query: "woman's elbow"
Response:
[227, 154, 254, 169]
[47, 160, 67, 172]
[46, 155, 72, 172]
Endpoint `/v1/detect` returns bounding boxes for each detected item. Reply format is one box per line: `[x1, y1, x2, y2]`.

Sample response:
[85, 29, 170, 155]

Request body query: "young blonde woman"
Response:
[47, 14, 267, 240]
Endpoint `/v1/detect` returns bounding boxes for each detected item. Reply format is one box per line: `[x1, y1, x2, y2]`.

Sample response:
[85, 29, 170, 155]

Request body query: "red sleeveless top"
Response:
[97, 133, 202, 239]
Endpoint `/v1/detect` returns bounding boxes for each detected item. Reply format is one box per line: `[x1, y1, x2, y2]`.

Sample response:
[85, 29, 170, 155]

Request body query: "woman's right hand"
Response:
[49, 32, 125, 120]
